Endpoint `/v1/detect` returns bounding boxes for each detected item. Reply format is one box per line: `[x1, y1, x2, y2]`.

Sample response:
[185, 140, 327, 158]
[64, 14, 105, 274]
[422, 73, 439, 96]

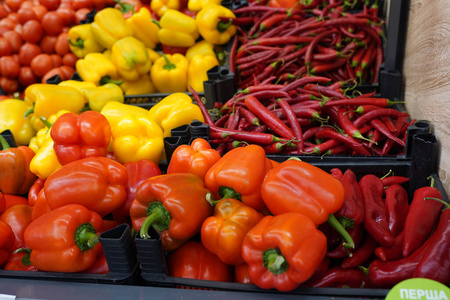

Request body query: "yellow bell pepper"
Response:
[29, 131, 62, 179]
[126, 7, 160, 49]
[111, 36, 152, 82]
[150, 53, 188, 93]
[91, 7, 133, 49]
[151, 0, 180, 17]
[188, 0, 221, 12]
[188, 54, 219, 92]
[0, 99, 36, 146]
[185, 40, 216, 62]
[68, 24, 105, 58]
[112, 113, 164, 164]
[81, 83, 125, 112]
[75, 52, 122, 86]
[28, 110, 71, 153]
[23, 84, 85, 131]
[147, 48, 161, 63]
[196, 4, 237, 45]
[100, 101, 149, 129]
[147, 92, 205, 137]
[58, 80, 97, 103]
[120, 74, 156, 95]
[157, 9, 199, 48]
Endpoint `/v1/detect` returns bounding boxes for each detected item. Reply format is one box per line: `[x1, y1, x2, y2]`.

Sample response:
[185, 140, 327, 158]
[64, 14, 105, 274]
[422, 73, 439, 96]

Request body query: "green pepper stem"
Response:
[217, 19, 233, 33]
[114, 0, 134, 14]
[12, 248, 32, 266]
[68, 38, 84, 49]
[0, 134, 10, 150]
[218, 186, 242, 201]
[140, 202, 171, 239]
[263, 248, 288, 275]
[424, 197, 450, 210]
[24, 105, 34, 118]
[75, 223, 100, 251]
[327, 214, 355, 249]
[161, 53, 176, 71]
[99, 76, 124, 86]
[39, 116, 52, 129]
[151, 19, 161, 29]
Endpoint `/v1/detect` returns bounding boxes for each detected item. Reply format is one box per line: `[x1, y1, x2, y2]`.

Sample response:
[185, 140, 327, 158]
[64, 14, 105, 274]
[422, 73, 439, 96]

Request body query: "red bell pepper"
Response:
[43, 157, 128, 217]
[167, 138, 221, 181]
[0, 220, 15, 267]
[3, 194, 28, 210]
[31, 189, 52, 221]
[204, 145, 273, 213]
[0, 135, 37, 195]
[50, 111, 112, 165]
[234, 263, 252, 284]
[167, 240, 233, 282]
[129, 173, 213, 251]
[24, 204, 103, 273]
[0, 191, 4, 215]
[113, 159, 162, 224]
[84, 246, 109, 274]
[3, 248, 38, 271]
[201, 198, 263, 266]
[27, 178, 45, 207]
[241, 212, 327, 292]
[0, 204, 33, 250]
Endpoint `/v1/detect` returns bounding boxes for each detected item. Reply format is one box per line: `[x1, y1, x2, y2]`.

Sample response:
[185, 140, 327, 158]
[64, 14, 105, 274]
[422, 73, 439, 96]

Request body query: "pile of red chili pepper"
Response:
[191, 77, 411, 156]
[228, 0, 384, 89]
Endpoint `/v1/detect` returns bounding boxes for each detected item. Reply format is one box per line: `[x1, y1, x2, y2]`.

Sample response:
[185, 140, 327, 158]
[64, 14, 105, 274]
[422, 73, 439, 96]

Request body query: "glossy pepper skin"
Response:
[384, 184, 409, 237]
[196, 4, 237, 45]
[120, 74, 156, 95]
[100, 101, 149, 129]
[167, 138, 220, 181]
[75, 53, 121, 86]
[188, 0, 221, 12]
[68, 24, 105, 58]
[126, 7, 159, 49]
[50, 111, 112, 165]
[28, 178, 45, 207]
[157, 9, 199, 48]
[201, 198, 263, 266]
[185, 40, 216, 62]
[151, 0, 180, 17]
[28, 110, 70, 153]
[112, 113, 165, 164]
[0, 99, 36, 146]
[0, 220, 15, 267]
[147, 93, 205, 137]
[24, 204, 103, 273]
[168, 241, 232, 282]
[111, 36, 152, 82]
[43, 157, 128, 217]
[188, 54, 219, 92]
[242, 212, 327, 292]
[334, 169, 365, 227]
[24, 84, 85, 131]
[58, 80, 97, 100]
[129, 173, 213, 251]
[205, 145, 273, 212]
[82, 83, 125, 112]
[0, 135, 37, 195]
[90, 7, 133, 49]
[0, 204, 33, 250]
[150, 53, 188, 93]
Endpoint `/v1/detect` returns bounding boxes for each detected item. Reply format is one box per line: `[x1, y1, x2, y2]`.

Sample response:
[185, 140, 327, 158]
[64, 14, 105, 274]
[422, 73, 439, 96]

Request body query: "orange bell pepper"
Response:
[0, 135, 37, 196]
[0, 204, 33, 250]
[204, 144, 273, 213]
[27, 178, 45, 207]
[129, 173, 213, 251]
[24, 204, 103, 273]
[42, 157, 128, 217]
[166, 138, 221, 181]
[50, 111, 112, 166]
[241, 212, 327, 291]
[201, 198, 263, 266]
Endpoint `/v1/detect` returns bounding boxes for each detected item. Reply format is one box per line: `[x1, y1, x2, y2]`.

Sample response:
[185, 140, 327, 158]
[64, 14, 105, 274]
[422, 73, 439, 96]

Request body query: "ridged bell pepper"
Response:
[147, 93, 204, 137]
[50, 111, 112, 165]
[150, 53, 188, 93]
[196, 4, 237, 45]
[23, 84, 85, 131]
[0, 220, 15, 266]
[75, 53, 122, 86]
[188, 54, 219, 92]
[90, 7, 133, 49]
[0, 135, 36, 196]
[188, 0, 221, 12]
[241, 212, 327, 291]
[29, 134, 62, 179]
[204, 144, 273, 212]
[167, 137, 220, 181]
[68, 24, 105, 58]
[151, 0, 180, 17]
[157, 9, 199, 48]
[185, 40, 216, 61]
[28, 178, 45, 207]
[58, 80, 97, 103]
[24, 204, 103, 273]
[111, 36, 152, 82]
[28, 110, 70, 153]
[42, 157, 128, 217]
[147, 48, 161, 63]
[100, 101, 149, 129]
[129, 173, 213, 251]
[201, 198, 263, 266]
[120, 74, 156, 95]
[112, 113, 164, 164]
[0, 99, 36, 146]
[81, 83, 125, 112]
[126, 7, 160, 49]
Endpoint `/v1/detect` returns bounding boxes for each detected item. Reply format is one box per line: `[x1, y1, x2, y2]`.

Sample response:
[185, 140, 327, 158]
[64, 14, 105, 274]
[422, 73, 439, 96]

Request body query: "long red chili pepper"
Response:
[369, 118, 405, 146]
[352, 108, 409, 128]
[336, 106, 375, 144]
[190, 86, 215, 126]
[278, 98, 304, 152]
[209, 125, 285, 145]
[314, 129, 371, 156]
[310, 58, 348, 75]
[305, 29, 339, 72]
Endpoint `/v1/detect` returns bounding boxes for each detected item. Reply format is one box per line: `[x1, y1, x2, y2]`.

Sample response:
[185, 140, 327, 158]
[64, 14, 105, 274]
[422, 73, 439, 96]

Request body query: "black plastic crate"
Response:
[0, 224, 140, 285]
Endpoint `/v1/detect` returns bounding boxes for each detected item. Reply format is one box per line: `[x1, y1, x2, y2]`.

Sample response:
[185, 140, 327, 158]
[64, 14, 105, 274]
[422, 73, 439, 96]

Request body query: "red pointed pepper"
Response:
[334, 169, 365, 226]
[384, 184, 409, 237]
[0, 220, 15, 267]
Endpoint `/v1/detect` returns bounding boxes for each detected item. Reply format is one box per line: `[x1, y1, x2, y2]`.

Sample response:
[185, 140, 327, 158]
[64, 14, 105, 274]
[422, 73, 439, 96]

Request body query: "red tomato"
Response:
[0, 76, 19, 94]
[39, 35, 56, 53]
[20, 1, 34, 9]
[55, 5, 74, 26]
[59, 64, 74, 79]
[41, 66, 65, 83]
[71, 0, 92, 10]
[41, 11, 63, 36]
[2, 31, 22, 54]
[0, 5, 9, 19]
[62, 52, 77, 68]
[0, 37, 12, 57]
[14, 23, 23, 36]
[39, 0, 60, 11]
[50, 53, 62, 67]
[5, 0, 23, 12]
[0, 56, 21, 79]
[74, 7, 90, 24]
[0, 18, 17, 31]
[18, 7, 38, 24]
[32, 4, 48, 20]
[0, 26, 9, 36]
[54, 32, 69, 55]
[8, 12, 21, 23]
[21, 19, 43, 43]
[18, 66, 37, 87]
[30, 53, 53, 77]
[18, 42, 41, 66]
